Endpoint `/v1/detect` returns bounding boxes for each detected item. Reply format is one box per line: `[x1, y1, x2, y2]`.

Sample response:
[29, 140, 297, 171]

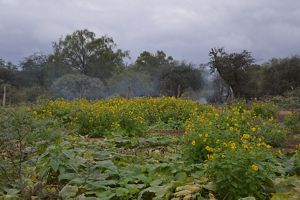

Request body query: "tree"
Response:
[209, 48, 254, 99]
[0, 58, 17, 85]
[19, 52, 48, 87]
[50, 74, 106, 100]
[262, 56, 300, 95]
[134, 50, 173, 76]
[52, 29, 128, 82]
[0, 59, 18, 106]
[160, 62, 203, 98]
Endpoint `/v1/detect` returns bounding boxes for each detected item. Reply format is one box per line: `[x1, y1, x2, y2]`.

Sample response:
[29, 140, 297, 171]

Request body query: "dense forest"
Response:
[0, 29, 299, 105]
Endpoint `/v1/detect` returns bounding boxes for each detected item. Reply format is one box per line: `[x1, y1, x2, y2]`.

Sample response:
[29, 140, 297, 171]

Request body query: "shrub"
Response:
[284, 113, 300, 134]
[35, 97, 204, 137]
[207, 148, 275, 200]
[258, 122, 287, 147]
[252, 101, 279, 119]
[270, 95, 300, 109]
[0, 108, 63, 197]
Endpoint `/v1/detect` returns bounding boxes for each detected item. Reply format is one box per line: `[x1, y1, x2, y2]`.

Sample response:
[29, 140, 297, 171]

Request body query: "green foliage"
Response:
[251, 101, 279, 119]
[206, 148, 274, 200]
[262, 56, 300, 96]
[35, 97, 202, 137]
[284, 113, 300, 134]
[32, 134, 206, 199]
[0, 107, 63, 197]
[209, 48, 254, 98]
[270, 95, 300, 109]
[259, 122, 287, 147]
[271, 176, 300, 199]
[52, 29, 128, 81]
[160, 62, 203, 97]
[0, 99, 298, 199]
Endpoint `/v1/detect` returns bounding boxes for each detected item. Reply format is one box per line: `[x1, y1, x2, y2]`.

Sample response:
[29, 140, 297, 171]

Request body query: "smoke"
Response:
[50, 74, 106, 100]
[107, 70, 158, 98]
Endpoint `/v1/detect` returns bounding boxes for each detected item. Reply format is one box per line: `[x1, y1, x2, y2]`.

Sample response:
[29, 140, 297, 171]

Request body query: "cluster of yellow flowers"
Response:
[184, 102, 280, 163]
[34, 97, 205, 136]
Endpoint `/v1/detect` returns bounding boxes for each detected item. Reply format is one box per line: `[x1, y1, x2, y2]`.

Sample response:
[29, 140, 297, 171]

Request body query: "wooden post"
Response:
[2, 84, 6, 107]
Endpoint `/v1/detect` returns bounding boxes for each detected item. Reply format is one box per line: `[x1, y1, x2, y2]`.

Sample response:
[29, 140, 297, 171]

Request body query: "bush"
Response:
[284, 113, 300, 134]
[35, 97, 204, 137]
[207, 148, 274, 200]
[0, 108, 63, 197]
[258, 122, 287, 147]
[269, 95, 300, 109]
[252, 101, 279, 119]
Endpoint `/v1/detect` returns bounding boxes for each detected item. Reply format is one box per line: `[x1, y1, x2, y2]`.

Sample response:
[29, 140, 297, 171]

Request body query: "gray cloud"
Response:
[0, 0, 299, 64]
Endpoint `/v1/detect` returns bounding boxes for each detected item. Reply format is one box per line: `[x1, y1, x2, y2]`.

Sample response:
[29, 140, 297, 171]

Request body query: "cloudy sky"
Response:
[0, 0, 299, 64]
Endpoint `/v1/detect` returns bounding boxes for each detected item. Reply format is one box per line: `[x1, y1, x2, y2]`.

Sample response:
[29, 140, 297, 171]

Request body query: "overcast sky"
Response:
[0, 0, 300, 64]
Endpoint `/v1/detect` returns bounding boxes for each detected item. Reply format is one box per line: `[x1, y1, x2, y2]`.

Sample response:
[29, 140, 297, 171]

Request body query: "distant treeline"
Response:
[0, 29, 299, 104]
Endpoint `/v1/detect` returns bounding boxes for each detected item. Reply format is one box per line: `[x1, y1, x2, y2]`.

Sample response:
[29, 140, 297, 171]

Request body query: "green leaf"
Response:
[58, 173, 77, 181]
[94, 191, 115, 199]
[50, 159, 60, 172]
[0, 195, 22, 200]
[150, 179, 163, 186]
[94, 160, 118, 172]
[202, 182, 217, 192]
[86, 180, 118, 189]
[4, 189, 20, 195]
[59, 185, 78, 199]
[137, 184, 174, 200]
[116, 187, 129, 197]
[70, 177, 86, 184]
[174, 172, 187, 182]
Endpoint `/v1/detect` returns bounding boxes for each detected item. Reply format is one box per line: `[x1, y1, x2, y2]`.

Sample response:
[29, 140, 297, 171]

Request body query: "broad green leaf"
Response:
[4, 189, 19, 195]
[58, 173, 77, 181]
[116, 187, 129, 197]
[137, 184, 174, 200]
[50, 159, 60, 172]
[174, 172, 187, 181]
[94, 191, 115, 199]
[59, 185, 78, 199]
[150, 179, 163, 186]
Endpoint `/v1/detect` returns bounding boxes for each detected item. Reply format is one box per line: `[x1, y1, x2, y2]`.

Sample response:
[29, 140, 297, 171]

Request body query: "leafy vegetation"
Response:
[1, 98, 300, 199]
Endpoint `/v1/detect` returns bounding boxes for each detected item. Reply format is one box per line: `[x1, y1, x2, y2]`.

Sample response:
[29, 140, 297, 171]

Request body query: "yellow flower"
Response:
[242, 134, 250, 139]
[251, 164, 259, 171]
[207, 154, 215, 159]
[205, 146, 213, 152]
[229, 142, 236, 150]
[251, 127, 257, 132]
[191, 140, 196, 146]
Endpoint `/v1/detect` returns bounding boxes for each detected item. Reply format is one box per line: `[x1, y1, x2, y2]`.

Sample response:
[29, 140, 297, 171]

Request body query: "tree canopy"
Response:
[52, 29, 128, 82]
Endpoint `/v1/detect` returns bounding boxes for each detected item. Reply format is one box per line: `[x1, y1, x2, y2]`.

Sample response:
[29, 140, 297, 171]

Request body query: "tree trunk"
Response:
[227, 86, 234, 104]
[2, 84, 6, 107]
[177, 84, 182, 98]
